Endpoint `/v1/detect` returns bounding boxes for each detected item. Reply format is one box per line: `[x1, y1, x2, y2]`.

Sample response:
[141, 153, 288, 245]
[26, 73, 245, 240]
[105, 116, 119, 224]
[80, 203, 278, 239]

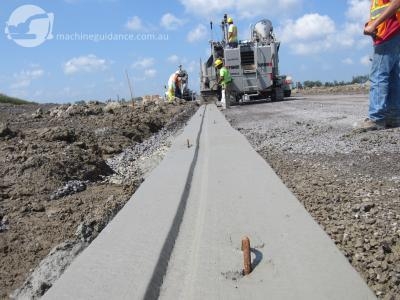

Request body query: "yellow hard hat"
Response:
[227, 17, 233, 23]
[214, 58, 223, 67]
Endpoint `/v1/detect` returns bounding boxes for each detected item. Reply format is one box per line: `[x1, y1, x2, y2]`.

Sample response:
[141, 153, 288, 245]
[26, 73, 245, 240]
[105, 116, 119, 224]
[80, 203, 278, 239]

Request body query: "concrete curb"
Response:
[43, 104, 376, 300]
[160, 105, 376, 299]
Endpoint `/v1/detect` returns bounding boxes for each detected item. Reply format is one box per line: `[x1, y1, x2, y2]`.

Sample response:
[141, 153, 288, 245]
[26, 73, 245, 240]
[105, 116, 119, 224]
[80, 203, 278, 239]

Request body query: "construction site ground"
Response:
[0, 86, 399, 299]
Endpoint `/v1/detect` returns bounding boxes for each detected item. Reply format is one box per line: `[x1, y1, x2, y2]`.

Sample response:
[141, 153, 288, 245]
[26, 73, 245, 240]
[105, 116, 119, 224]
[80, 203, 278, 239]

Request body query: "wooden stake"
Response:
[242, 236, 252, 275]
[125, 69, 134, 108]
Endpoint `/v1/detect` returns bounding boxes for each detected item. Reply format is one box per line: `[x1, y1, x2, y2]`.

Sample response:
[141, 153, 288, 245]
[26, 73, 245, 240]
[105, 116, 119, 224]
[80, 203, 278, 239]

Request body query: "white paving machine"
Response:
[200, 15, 288, 104]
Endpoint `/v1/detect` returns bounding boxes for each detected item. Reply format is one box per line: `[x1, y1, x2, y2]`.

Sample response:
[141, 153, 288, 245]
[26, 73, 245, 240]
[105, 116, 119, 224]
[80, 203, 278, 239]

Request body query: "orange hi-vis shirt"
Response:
[370, 0, 400, 44]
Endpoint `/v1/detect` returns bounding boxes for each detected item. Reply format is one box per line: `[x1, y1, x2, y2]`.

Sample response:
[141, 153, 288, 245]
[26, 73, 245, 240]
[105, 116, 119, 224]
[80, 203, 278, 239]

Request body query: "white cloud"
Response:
[179, 0, 302, 19]
[280, 14, 335, 42]
[144, 69, 157, 78]
[132, 57, 155, 69]
[11, 68, 44, 89]
[161, 13, 185, 30]
[346, 0, 370, 22]
[342, 58, 354, 65]
[360, 54, 372, 66]
[317, 0, 369, 53]
[180, 0, 232, 18]
[277, 2, 372, 56]
[64, 54, 108, 75]
[333, 24, 370, 50]
[187, 24, 207, 43]
[167, 55, 180, 64]
[125, 16, 157, 32]
[125, 16, 144, 31]
[335, 0, 370, 49]
[278, 14, 336, 55]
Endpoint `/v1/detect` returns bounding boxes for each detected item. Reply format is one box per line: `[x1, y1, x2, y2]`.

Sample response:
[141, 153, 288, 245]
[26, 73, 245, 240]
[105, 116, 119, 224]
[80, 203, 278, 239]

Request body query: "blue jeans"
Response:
[369, 33, 400, 124]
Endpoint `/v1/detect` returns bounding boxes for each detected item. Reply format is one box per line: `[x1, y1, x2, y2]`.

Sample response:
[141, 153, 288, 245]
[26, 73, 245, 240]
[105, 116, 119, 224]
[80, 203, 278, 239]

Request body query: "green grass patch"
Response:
[0, 93, 35, 105]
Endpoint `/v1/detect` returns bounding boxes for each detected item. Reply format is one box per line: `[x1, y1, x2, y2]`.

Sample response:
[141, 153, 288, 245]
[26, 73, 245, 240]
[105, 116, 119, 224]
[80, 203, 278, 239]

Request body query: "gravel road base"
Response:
[225, 94, 400, 299]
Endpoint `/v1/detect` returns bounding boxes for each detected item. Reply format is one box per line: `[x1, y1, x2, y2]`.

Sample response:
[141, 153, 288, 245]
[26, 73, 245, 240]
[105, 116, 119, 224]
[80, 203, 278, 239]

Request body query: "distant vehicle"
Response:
[200, 15, 288, 104]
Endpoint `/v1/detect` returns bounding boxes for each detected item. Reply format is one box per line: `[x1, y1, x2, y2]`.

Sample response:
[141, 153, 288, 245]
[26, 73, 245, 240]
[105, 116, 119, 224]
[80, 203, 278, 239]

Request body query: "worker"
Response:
[354, 0, 400, 130]
[214, 58, 232, 109]
[166, 70, 182, 102]
[227, 17, 238, 48]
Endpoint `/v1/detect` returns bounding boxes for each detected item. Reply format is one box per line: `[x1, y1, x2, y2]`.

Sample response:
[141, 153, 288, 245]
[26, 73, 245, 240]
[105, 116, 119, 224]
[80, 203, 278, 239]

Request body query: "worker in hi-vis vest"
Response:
[166, 71, 182, 102]
[215, 58, 232, 109]
[227, 17, 238, 48]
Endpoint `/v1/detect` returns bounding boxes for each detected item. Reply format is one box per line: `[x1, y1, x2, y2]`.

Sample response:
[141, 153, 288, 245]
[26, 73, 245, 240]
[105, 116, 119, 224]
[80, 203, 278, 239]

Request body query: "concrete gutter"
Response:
[43, 104, 376, 300]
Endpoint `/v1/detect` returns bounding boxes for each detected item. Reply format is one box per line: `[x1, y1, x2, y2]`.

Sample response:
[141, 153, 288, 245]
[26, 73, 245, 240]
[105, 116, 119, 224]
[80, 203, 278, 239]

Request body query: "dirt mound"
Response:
[0, 100, 197, 299]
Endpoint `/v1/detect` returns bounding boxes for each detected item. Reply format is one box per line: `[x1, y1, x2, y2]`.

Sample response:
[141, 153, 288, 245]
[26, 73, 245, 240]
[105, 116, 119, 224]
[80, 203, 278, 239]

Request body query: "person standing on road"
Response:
[215, 58, 233, 109]
[355, 0, 400, 131]
[227, 17, 238, 48]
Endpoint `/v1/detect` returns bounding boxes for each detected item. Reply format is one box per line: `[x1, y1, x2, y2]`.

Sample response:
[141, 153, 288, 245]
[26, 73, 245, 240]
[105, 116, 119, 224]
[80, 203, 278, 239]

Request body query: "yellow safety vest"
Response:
[219, 67, 232, 88]
[228, 24, 238, 43]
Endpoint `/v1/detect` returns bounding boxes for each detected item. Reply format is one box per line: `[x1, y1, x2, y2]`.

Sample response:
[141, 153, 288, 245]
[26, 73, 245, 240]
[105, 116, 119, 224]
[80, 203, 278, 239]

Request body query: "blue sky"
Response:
[1, 0, 372, 103]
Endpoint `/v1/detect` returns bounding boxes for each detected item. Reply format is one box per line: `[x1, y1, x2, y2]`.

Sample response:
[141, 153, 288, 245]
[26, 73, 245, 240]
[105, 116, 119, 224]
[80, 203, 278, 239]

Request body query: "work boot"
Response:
[353, 118, 385, 132]
[386, 119, 400, 128]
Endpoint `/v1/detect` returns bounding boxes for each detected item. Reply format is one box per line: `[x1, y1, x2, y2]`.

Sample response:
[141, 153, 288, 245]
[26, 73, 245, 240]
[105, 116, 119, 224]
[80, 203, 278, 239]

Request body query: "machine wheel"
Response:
[284, 90, 291, 97]
[271, 88, 284, 102]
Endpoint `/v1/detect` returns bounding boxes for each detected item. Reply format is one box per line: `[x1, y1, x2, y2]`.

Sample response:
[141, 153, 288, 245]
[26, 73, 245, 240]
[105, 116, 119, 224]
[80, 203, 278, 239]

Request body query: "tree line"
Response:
[297, 75, 369, 89]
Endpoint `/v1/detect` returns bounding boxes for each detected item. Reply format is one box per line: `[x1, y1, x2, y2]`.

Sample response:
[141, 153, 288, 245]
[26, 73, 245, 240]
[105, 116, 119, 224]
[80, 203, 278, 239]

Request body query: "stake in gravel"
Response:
[242, 236, 252, 275]
[125, 69, 134, 108]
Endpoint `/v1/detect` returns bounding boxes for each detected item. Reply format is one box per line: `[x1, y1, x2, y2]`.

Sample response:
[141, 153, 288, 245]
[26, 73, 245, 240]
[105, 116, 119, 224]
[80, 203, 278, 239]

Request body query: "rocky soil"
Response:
[0, 99, 197, 299]
[225, 93, 400, 300]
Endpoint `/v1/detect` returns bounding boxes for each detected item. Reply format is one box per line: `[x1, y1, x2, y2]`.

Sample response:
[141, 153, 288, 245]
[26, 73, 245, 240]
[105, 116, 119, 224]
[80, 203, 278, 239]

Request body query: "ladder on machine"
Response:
[241, 45, 259, 93]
